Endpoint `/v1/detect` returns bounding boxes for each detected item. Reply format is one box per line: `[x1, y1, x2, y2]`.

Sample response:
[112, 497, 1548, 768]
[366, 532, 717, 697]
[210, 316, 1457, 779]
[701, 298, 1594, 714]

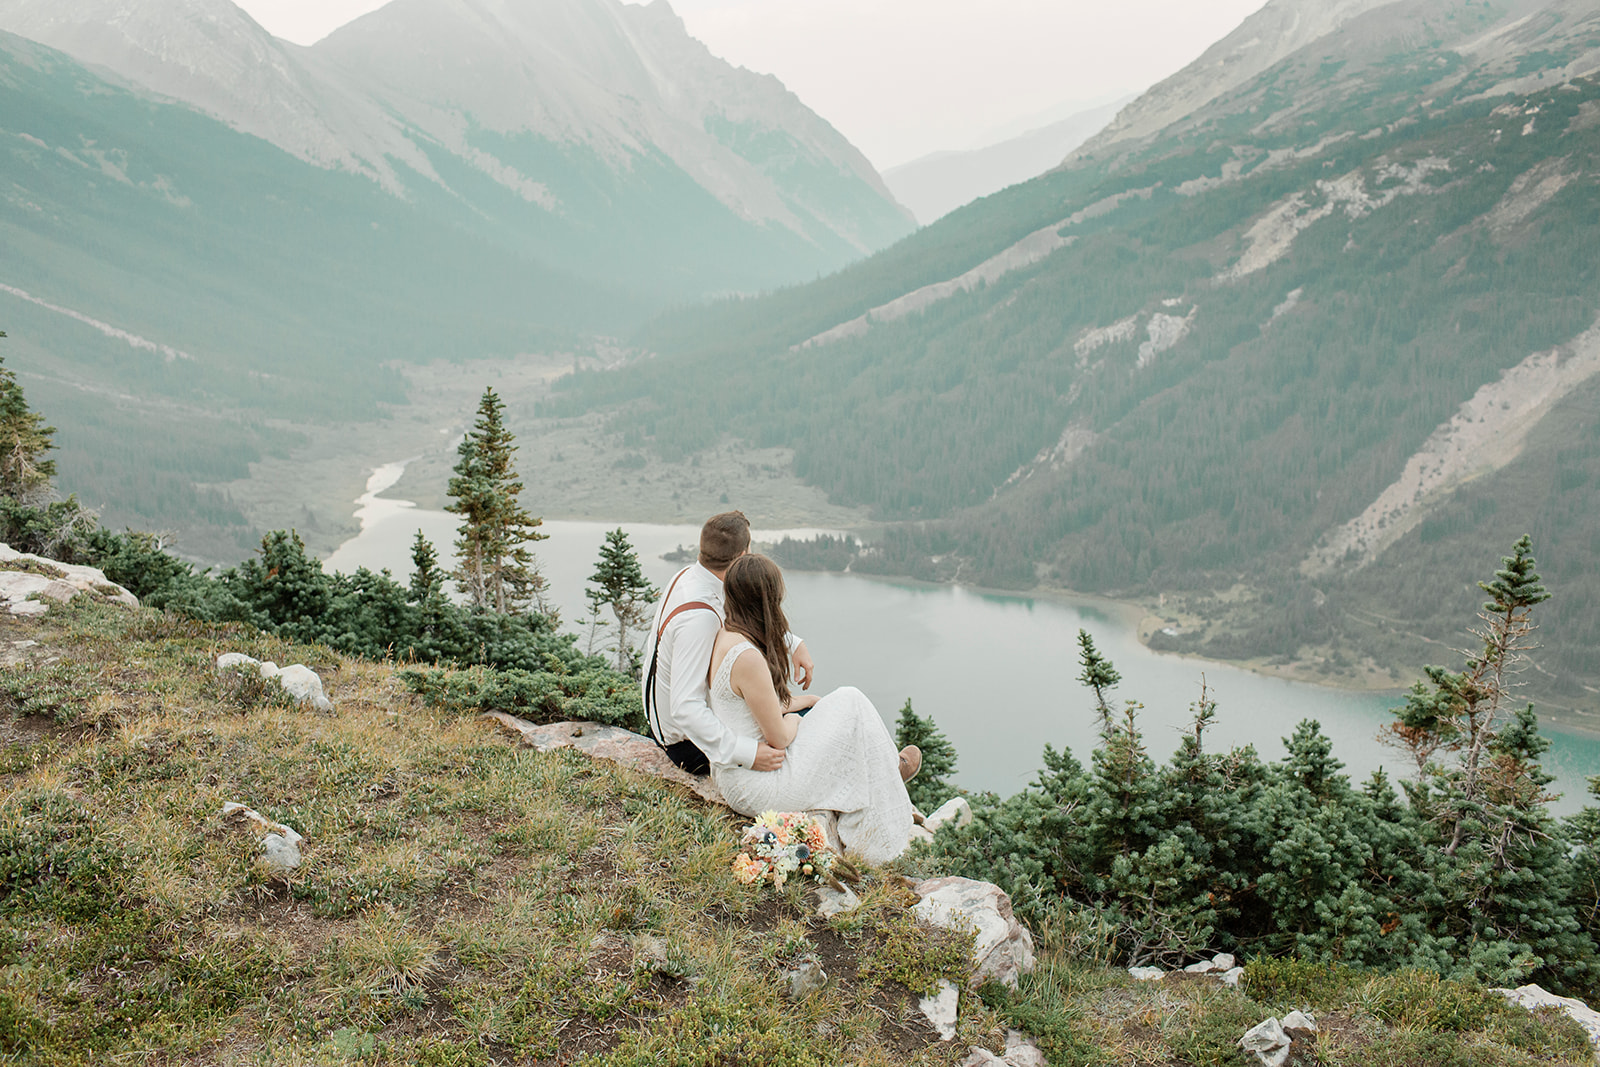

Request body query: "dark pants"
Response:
[661, 738, 710, 777]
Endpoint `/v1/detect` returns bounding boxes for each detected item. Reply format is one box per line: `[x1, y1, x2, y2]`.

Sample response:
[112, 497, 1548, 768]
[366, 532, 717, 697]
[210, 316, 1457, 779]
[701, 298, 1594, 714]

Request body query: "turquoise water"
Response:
[323, 463, 1600, 814]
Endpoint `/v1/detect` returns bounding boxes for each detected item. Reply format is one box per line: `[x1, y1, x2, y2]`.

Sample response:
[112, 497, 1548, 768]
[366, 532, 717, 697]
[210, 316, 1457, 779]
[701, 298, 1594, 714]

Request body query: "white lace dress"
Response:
[708, 640, 913, 863]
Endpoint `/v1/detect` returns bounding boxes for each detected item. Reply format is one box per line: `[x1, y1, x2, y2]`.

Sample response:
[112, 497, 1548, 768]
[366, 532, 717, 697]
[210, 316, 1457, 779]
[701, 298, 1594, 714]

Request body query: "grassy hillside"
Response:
[1, 597, 1596, 1064]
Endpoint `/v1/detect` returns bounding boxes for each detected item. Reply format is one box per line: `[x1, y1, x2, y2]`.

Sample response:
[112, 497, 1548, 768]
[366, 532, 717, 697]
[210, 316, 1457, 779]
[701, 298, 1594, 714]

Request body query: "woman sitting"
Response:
[706, 553, 916, 863]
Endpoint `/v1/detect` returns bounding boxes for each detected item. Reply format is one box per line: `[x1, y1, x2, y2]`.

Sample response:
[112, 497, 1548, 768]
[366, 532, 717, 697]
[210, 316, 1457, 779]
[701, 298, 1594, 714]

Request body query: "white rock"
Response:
[1185, 959, 1223, 974]
[0, 544, 138, 607]
[1493, 984, 1600, 1053]
[1281, 1010, 1316, 1032]
[924, 796, 974, 832]
[920, 978, 960, 1041]
[814, 883, 860, 919]
[1240, 1017, 1291, 1067]
[1002, 1029, 1047, 1067]
[913, 877, 1036, 989]
[1213, 952, 1237, 970]
[1129, 966, 1165, 981]
[222, 801, 304, 875]
[274, 664, 333, 711]
[216, 653, 332, 710]
[1221, 966, 1245, 987]
[783, 955, 828, 1001]
[39, 579, 79, 602]
[9, 600, 47, 617]
[261, 832, 302, 874]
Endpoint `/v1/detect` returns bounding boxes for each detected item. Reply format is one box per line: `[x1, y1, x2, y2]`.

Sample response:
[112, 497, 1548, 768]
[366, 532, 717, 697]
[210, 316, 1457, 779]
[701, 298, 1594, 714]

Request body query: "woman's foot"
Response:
[899, 745, 922, 783]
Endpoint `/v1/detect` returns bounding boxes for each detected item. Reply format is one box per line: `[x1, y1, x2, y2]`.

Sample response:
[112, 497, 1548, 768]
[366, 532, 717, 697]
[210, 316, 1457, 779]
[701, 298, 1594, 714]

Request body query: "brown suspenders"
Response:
[643, 567, 720, 744]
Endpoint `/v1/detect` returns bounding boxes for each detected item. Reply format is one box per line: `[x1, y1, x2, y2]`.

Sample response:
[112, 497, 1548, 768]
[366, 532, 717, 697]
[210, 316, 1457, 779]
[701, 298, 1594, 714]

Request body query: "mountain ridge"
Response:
[552, 0, 1600, 708]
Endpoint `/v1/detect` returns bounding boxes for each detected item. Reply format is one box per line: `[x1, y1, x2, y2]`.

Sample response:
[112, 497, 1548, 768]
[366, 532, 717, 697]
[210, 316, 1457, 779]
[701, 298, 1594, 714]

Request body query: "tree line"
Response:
[0, 350, 657, 730]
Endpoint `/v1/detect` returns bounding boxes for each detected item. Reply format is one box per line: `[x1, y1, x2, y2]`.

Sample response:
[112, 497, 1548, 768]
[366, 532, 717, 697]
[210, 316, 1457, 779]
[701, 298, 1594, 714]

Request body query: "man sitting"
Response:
[641, 511, 813, 775]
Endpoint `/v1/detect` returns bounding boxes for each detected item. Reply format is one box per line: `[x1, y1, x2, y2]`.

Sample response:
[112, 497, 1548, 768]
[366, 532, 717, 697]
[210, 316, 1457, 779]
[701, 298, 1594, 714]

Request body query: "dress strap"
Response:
[711, 640, 757, 689]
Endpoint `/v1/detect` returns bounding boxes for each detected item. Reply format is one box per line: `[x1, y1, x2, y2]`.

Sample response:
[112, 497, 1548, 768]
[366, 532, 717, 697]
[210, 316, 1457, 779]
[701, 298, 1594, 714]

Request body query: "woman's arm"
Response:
[729, 648, 799, 750]
[785, 691, 822, 713]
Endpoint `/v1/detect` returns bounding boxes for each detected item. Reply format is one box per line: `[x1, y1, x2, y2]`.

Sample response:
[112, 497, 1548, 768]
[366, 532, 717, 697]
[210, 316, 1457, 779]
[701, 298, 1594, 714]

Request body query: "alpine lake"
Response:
[324, 463, 1600, 814]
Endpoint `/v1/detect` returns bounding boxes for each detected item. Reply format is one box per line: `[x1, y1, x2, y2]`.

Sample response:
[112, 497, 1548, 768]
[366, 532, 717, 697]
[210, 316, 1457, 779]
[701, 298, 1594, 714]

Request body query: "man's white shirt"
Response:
[642, 561, 800, 770]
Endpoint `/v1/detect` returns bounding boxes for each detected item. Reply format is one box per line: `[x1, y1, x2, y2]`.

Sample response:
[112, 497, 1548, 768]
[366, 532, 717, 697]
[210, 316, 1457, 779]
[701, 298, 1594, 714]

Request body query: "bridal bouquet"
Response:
[731, 811, 857, 891]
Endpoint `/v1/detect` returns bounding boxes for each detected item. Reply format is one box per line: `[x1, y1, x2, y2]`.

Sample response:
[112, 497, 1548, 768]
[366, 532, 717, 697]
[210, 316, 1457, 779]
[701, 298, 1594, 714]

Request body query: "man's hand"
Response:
[752, 742, 787, 772]
[793, 640, 815, 691]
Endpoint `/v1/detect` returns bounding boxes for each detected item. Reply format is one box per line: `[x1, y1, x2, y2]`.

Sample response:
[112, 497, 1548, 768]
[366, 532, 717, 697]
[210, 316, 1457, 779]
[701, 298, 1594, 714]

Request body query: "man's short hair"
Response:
[699, 511, 751, 570]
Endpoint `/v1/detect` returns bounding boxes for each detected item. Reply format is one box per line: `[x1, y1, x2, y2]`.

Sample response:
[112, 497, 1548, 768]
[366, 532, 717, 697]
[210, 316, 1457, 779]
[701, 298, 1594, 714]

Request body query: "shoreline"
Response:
[810, 565, 1600, 739]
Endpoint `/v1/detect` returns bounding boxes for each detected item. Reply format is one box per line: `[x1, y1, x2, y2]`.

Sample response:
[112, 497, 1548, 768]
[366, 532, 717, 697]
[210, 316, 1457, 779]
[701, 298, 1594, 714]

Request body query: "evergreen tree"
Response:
[446, 389, 549, 616]
[403, 530, 456, 663]
[1388, 536, 1551, 854]
[893, 698, 959, 811]
[584, 528, 657, 674]
[1077, 629, 1121, 732]
[0, 341, 55, 503]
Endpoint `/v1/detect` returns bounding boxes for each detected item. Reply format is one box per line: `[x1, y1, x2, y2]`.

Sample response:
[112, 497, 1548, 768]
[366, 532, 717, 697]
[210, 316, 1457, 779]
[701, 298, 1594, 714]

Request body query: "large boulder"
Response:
[0, 544, 138, 615]
[913, 876, 1036, 989]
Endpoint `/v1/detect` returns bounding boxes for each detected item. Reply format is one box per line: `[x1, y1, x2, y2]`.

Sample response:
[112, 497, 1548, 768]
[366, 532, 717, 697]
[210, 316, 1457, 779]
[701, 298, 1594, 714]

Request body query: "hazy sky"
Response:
[237, 0, 1270, 169]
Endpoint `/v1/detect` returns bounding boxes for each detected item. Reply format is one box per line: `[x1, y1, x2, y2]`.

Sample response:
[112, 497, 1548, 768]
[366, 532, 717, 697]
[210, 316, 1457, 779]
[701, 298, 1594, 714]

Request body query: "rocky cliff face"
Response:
[0, 0, 420, 184]
[0, 0, 911, 256]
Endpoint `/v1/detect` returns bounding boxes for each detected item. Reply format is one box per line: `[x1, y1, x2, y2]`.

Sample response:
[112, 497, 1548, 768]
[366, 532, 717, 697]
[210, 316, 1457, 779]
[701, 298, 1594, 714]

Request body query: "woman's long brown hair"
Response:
[722, 554, 791, 705]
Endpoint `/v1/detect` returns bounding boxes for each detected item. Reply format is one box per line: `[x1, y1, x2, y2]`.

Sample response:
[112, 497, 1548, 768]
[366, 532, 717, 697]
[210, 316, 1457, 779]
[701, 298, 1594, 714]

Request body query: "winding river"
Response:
[323, 463, 1600, 813]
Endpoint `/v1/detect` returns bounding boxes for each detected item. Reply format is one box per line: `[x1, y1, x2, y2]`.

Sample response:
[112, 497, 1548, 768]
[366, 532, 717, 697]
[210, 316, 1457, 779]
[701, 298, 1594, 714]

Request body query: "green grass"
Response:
[0, 595, 1594, 1065]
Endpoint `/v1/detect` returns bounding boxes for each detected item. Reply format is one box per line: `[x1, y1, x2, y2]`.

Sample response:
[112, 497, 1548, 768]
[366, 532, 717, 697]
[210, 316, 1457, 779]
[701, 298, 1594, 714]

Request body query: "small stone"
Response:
[783, 955, 828, 1001]
[222, 801, 304, 876]
[924, 796, 974, 832]
[814, 883, 860, 919]
[1212, 952, 1237, 970]
[261, 831, 302, 874]
[9, 601, 47, 616]
[919, 978, 960, 1040]
[1221, 966, 1245, 987]
[1240, 1017, 1291, 1067]
[1281, 1009, 1316, 1032]
[1128, 966, 1164, 981]
[1185, 958, 1222, 974]
[217, 652, 261, 672]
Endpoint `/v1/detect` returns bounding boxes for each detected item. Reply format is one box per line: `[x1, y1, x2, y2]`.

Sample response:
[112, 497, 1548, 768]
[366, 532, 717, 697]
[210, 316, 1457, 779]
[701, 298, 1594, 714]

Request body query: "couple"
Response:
[642, 512, 918, 862]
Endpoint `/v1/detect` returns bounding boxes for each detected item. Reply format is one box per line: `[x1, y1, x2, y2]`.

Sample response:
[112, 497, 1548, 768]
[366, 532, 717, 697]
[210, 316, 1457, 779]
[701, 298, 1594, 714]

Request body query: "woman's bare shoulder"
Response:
[709, 629, 748, 674]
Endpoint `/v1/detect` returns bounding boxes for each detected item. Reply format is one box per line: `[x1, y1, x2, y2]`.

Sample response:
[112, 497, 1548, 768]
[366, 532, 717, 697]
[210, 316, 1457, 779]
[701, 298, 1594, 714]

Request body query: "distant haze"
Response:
[237, 0, 1271, 169]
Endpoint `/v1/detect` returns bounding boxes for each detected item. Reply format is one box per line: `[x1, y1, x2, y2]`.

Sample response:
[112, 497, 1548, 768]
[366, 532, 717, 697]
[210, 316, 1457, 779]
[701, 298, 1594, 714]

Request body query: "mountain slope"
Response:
[552, 0, 1600, 710]
[0, 0, 913, 295]
[0, 0, 914, 554]
[0, 0, 422, 184]
[884, 97, 1130, 224]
